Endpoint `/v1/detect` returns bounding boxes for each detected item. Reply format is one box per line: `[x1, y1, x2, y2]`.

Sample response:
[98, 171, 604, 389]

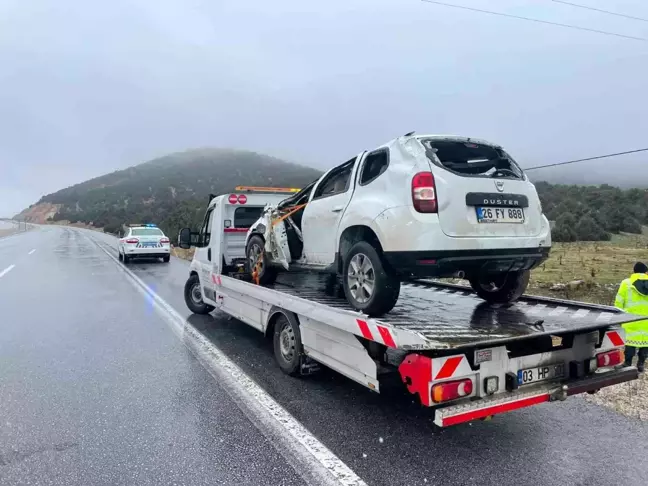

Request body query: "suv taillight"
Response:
[412, 171, 437, 213]
[125, 238, 139, 244]
[160, 237, 170, 244]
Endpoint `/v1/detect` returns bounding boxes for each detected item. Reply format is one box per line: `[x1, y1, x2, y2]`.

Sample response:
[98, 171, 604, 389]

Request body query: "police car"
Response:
[118, 223, 171, 263]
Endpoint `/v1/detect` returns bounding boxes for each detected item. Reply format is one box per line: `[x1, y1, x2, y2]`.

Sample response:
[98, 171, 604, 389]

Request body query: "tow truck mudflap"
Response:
[434, 366, 638, 427]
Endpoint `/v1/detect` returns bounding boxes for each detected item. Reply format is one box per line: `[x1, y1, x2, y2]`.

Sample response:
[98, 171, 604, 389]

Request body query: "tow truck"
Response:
[178, 187, 640, 427]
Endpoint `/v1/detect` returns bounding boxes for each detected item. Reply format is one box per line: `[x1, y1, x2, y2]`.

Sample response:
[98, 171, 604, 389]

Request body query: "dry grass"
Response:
[171, 246, 195, 261]
[530, 229, 648, 305]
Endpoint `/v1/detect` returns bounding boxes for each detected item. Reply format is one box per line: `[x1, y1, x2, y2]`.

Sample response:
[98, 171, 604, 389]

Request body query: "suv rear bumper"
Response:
[384, 248, 550, 277]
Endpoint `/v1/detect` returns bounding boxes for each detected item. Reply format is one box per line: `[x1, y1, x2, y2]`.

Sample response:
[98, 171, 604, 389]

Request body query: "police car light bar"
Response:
[234, 186, 301, 193]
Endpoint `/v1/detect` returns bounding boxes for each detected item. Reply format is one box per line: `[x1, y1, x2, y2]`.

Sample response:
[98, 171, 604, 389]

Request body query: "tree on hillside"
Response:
[574, 214, 610, 241]
[552, 213, 578, 242]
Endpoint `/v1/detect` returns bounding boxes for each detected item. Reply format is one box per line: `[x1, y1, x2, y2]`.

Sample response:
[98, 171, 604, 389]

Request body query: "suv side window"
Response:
[312, 158, 355, 200]
[199, 208, 214, 247]
[359, 149, 389, 186]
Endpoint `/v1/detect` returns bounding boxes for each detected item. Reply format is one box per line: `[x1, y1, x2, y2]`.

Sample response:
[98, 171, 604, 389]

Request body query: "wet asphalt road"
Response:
[2, 226, 648, 486]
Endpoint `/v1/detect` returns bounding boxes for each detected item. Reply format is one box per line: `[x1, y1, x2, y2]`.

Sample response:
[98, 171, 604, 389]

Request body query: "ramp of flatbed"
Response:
[267, 273, 639, 348]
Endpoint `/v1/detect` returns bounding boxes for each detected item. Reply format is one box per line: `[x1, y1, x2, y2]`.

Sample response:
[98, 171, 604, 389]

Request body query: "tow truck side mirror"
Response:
[178, 227, 192, 249]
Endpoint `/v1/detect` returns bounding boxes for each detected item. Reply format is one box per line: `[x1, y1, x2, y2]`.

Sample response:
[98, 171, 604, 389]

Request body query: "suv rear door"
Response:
[418, 137, 543, 238]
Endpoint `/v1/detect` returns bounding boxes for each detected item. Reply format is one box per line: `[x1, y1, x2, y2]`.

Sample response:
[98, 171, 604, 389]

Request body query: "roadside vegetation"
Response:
[530, 228, 648, 305]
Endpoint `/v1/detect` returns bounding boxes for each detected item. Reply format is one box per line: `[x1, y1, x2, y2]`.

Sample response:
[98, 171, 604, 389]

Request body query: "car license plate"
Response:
[142, 242, 157, 248]
[518, 362, 565, 386]
[476, 207, 525, 223]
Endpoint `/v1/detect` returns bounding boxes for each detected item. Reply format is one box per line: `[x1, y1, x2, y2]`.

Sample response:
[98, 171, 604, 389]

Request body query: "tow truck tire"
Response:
[246, 235, 277, 285]
[342, 241, 400, 317]
[273, 313, 302, 376]
[468, 270, 530, 304]
[184, 274, 215, 314]
[162, 255, 170, 263]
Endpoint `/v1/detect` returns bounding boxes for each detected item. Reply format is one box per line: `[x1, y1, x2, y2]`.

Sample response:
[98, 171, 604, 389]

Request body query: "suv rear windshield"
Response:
[420, 139, 524, 179]
[131, 228, 164, 236]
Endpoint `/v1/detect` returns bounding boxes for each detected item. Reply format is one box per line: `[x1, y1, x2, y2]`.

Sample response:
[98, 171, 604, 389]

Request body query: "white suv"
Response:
[246, 133, 551, 316]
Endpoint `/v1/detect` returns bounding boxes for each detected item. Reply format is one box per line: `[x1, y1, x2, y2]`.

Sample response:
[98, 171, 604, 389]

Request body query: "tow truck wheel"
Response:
[246, 235, 277, 285]
[273, 313, 303, 376]
[468, 270, 530, 304]
[184, 274, 215, 314]
[343, 241, 400, 317]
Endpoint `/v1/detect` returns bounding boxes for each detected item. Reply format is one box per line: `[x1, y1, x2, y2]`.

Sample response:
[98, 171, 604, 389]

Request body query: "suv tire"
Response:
[246, 235, 278, 285]
[468, 270, 530, 304]
[342, 241, 400, 317]
[184, 273, 215, 314]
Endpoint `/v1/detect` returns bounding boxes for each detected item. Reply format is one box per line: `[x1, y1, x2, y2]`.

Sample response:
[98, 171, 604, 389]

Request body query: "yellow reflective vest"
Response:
[614, 273, 648, 348]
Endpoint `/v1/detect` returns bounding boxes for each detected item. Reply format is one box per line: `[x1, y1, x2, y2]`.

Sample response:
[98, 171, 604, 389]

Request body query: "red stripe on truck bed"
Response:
[376, 326, 396, 348]
[441, 393, 550, 427]
[356, 319, 374, 340]
[434, 356, 463, 380]
[606, 331, 623, 347]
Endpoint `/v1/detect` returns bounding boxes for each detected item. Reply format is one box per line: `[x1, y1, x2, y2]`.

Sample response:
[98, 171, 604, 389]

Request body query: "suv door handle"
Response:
[208, 248, 212, 261]
[331, 206, 344, 212]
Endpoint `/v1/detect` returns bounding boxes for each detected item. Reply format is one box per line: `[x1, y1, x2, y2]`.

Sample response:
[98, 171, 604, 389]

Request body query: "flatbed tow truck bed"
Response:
[265, 273, 632, 349]
[207, 270, 640, 427]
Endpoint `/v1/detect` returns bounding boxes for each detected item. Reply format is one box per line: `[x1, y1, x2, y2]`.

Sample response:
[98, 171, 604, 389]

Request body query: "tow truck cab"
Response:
[187, 187, 301, 274]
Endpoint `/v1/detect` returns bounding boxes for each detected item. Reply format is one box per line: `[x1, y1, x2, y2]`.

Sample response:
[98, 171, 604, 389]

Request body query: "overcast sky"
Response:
[1, 0, 647, 216]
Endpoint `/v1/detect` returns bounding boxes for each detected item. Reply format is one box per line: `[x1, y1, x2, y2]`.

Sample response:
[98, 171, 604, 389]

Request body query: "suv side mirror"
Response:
[178, 227, 192, 249]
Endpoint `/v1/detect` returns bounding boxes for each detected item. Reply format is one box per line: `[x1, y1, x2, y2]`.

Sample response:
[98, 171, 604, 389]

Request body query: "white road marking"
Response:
[90, 236, 366, 486]
[28, 249, 36, 255]
[0, 264, 15, 278]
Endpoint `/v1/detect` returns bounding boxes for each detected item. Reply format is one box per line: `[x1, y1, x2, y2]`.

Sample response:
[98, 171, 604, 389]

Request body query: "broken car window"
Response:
[421, 139, 524, 179]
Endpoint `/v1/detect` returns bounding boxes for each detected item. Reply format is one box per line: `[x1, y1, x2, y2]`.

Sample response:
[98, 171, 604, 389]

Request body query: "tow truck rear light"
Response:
[412, 172, 437, 213]
[484, 376, 499, 395]
[431, 378, 473, 403]
[160, 237, 170, 244]
[596, 349, 623, 368]
[125, 238, 139, 244]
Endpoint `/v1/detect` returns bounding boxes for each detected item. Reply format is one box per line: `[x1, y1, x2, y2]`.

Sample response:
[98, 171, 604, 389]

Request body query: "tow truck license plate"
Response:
[477, 207, 525, 224]
[518, 363, 565, 386]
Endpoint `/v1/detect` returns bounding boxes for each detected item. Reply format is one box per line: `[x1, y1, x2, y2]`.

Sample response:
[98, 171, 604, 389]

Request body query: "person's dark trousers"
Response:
[624, 346, 647, 371]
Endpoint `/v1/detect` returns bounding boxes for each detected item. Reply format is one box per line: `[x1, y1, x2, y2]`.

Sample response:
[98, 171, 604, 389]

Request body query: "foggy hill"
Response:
[16, 148, 322, 235]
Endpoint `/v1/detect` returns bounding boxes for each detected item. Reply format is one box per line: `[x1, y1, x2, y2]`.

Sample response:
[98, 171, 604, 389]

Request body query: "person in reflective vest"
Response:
[614, 262, 648, 372]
